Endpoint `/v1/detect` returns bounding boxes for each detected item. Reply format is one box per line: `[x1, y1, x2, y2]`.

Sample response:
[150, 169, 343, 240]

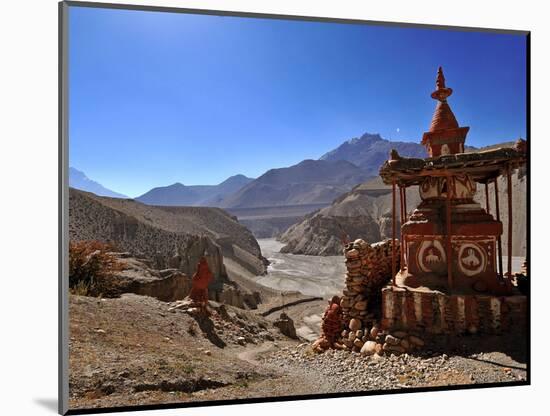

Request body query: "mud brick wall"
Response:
[381, 286, 527, 335]
[341, 239, 400, 328]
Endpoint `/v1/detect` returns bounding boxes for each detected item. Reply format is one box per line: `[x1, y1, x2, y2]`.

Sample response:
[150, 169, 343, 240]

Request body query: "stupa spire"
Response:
[431, 66, 453, 102]
[421, 67, 469, 157]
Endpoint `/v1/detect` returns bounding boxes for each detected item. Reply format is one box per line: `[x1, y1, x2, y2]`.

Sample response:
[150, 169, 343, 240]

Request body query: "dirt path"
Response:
[237, 341, 279, 365]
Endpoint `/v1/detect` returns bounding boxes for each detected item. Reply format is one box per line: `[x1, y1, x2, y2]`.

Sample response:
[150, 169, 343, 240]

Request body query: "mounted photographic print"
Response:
[59, 1, 530, 414]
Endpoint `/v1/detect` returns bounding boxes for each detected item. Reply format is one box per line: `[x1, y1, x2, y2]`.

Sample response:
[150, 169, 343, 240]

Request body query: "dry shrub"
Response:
[69, 241, 124, 297]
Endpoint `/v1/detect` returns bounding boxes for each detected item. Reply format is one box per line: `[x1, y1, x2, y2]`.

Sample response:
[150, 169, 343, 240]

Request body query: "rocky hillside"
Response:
[136, 174, 254, 207]
[220, 159, 372, 209]
[279, 179, 420, 255]
[68, 293, 298, 410]
[69, 188, 267, 278]
[320, 133, 427, 176]
[474, 166, 527, 256]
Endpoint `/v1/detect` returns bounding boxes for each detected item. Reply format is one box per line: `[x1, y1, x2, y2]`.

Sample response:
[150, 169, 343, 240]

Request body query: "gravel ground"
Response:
[264, 340, 527, 393]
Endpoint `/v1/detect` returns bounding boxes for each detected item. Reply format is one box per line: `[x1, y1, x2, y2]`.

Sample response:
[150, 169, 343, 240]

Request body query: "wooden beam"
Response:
[399, 186, 405, 272]
[494, 178, 504, 280]
[402, 186, 407, 269]
[392, 181, 396, 285]
[445, 175, 453, 290]
[484, 182, 490, 214]
[381, 163, 520, 186]
[507, 164, 513, 279]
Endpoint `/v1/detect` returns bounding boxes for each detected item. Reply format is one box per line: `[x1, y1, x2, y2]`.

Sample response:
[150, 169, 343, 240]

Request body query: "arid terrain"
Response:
[69, 235, 527, 411]
[69, 292, 526, 411]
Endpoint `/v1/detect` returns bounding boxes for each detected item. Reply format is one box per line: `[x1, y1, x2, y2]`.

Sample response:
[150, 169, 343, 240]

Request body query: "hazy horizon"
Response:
[69, 6, 527, 197]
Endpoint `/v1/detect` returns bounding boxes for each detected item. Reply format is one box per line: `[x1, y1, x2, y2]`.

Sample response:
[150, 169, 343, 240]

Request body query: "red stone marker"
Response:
[314, 296, 344, 351]
[189, 256, 213, 311]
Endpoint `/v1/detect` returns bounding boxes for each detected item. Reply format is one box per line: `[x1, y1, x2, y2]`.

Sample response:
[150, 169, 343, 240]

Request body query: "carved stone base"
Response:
[380, 284, 526, 335]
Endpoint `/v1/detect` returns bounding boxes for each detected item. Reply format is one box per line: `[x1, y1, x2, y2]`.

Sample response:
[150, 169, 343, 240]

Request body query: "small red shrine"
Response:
[378, 67, 527, 334]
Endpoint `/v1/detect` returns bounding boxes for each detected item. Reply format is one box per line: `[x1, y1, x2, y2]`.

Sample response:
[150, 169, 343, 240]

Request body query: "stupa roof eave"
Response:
[379, 145, 527, 186]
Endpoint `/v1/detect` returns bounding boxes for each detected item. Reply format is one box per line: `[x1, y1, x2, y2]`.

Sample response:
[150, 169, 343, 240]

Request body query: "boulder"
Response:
[349, 318, 362, 332]
[385, 334, 400, 345]
[370, 326, 380, 339]
[383, 343, 405, 354]
[360, 341, 378, 356]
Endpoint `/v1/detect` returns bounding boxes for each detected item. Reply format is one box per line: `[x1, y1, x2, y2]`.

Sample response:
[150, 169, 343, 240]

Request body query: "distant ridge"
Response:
[136, 174, 254, 207]
[220, 159, 373, 209]
[69, 167, 128, 198]
[320, 132, 427, 176]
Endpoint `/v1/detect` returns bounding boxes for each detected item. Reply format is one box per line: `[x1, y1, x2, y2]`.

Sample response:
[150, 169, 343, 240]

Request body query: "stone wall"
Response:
[381, 286, 527, 335]
[341, 239, 400, 328]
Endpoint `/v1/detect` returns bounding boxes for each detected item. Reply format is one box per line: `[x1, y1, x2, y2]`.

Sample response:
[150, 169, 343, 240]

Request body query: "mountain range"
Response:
[69, 132, 434, 240]
[134, 133, 428, 209]
[71, 133, 427, 209]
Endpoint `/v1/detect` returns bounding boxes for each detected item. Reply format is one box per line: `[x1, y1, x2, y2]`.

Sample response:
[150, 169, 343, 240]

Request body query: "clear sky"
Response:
[69, 6, 527, 197]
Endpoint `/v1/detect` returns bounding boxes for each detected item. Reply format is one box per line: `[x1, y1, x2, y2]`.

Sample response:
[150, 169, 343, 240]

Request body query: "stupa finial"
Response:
[431, 66, 453, 102]
[436, 66, 446, 89]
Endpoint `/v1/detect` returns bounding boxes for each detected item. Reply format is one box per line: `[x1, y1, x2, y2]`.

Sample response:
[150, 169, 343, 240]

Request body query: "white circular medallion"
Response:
[458, 243, 486, 277]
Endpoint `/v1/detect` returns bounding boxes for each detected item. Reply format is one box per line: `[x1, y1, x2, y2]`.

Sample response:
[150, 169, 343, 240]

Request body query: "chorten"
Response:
[378, 67, 527, 334]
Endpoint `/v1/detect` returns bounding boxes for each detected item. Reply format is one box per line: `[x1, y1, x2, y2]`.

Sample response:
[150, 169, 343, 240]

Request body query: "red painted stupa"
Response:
[378, 67, 527, 335]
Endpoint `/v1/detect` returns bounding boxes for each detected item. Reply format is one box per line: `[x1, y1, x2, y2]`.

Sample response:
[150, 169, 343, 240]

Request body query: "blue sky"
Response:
[69, 6, 527, 197]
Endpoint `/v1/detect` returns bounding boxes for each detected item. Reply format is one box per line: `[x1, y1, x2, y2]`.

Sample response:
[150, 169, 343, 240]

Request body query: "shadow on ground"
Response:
[412, 333, 528, 364]
[193, 314, 226, 348]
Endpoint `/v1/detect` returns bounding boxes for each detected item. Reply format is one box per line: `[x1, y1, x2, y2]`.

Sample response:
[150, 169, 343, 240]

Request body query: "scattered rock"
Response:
[370, 326, 379, 339]
[360, 341, 378, 356]
[349, 318, 362, 332]
[383, 343, 405, 354]
[385, 334, 400, 345]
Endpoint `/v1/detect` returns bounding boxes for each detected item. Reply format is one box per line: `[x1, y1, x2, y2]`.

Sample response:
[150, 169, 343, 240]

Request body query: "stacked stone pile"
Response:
[340, 238, 400, 328]
[314, 237, 418, 355]
[339, 321, 425, 356]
